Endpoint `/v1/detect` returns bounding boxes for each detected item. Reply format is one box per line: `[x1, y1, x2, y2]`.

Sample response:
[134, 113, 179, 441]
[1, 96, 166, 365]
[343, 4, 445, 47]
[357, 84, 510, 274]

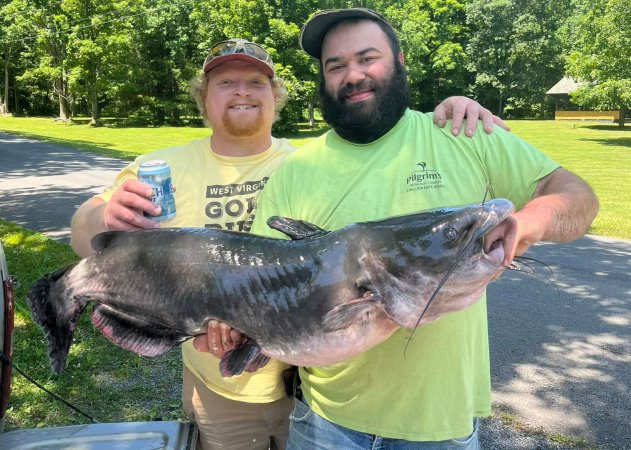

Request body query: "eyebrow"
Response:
[323, 47, 383, 67]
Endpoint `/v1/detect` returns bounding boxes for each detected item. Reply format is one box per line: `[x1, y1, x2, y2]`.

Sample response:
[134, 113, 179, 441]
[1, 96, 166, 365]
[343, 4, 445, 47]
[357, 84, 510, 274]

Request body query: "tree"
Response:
[63, 0, 140, 125]
[466, 0, 570, 118]
[565, 0, 631, 127]
[0, 0, 37, 114]
[465, 0, 515, 116]
[15, 0, 73, 120]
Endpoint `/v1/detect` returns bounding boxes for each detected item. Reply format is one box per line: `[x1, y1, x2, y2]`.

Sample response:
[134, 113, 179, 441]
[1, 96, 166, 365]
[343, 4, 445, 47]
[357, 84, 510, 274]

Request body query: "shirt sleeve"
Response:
[250, 169, 293, 239]
[481, 129, 560, 209]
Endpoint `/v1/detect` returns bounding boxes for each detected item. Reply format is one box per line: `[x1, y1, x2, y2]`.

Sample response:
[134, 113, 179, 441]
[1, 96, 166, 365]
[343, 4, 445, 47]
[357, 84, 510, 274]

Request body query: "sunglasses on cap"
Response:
[203, 39, 274, 76]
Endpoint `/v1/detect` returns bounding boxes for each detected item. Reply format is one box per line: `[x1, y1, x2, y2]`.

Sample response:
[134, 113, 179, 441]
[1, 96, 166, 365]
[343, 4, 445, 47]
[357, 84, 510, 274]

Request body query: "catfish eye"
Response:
[443, 227, 459, 241]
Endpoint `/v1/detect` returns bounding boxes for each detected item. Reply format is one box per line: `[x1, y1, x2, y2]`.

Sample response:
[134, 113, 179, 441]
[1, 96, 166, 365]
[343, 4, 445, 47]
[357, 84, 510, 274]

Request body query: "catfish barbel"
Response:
[27, 199, 514, 377]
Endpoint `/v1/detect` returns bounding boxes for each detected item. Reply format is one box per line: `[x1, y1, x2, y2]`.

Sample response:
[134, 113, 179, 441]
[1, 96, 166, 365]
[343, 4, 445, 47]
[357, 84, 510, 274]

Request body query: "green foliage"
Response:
[1, 0, 629, 121]
[466, 0, 570, 118]
[566, 0, 631, 123]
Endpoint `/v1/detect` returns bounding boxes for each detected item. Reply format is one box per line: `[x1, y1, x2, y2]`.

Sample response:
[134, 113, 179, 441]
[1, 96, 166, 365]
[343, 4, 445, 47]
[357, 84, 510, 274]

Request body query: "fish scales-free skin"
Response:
[28, 199, 514, 377]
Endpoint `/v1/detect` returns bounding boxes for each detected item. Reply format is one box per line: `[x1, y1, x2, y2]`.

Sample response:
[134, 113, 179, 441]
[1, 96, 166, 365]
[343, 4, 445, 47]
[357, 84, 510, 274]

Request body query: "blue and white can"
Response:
[138, 160, 176, 222]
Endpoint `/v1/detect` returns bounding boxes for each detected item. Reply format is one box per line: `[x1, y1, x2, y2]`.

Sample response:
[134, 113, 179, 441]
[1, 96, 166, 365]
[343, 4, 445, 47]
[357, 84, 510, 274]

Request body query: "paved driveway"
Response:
[1, 131, 630, 448]
[0, 132, 125, 240]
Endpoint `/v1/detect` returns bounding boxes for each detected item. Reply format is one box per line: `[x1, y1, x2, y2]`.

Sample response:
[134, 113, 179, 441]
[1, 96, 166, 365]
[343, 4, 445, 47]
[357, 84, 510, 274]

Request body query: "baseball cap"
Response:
[203, 39, 275, 77]
[299, 8, 393, 59]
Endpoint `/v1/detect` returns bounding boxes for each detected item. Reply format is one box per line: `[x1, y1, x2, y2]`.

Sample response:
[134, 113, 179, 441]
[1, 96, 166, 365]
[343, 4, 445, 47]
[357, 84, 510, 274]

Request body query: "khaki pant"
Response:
[183, 366, 292, 450]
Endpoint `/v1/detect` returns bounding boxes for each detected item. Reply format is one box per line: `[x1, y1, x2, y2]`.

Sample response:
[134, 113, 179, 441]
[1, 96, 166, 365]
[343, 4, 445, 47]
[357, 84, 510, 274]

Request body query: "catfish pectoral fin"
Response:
[91, 304, 189, 357]
[322, 298, 381, 332]
[220, 340, 269, 377]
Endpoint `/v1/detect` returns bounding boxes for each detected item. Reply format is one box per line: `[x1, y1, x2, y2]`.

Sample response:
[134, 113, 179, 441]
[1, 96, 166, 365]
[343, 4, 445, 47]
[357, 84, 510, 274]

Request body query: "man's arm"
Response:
[485, 167, 599, 265]
[70, 180, 160, 257]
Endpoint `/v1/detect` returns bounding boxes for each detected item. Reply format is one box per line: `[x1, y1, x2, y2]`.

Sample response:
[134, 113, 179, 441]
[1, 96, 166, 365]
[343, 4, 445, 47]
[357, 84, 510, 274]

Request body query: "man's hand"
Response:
[433, 96, 510, 137]
[103, 179, 162, 230]
[483, 215, 521, 270]
[193, 321, 245, 358]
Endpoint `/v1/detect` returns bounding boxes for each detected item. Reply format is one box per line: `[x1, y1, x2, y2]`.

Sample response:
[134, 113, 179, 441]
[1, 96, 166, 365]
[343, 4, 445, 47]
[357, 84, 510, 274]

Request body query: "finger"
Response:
[465, 103, 481, 137]
[220, 323, 234, 350]
[493, 115, 510, 132]
[433, 104, 447, 128]
[230, 329, 244, 346]
[478, 107, 494, 134]
[450, 103, 466, 136]
[493, 217, 519, 266]
[104, 201, 159, 230]
[206, 320, 224, 357]
[193, 334, 209, 352]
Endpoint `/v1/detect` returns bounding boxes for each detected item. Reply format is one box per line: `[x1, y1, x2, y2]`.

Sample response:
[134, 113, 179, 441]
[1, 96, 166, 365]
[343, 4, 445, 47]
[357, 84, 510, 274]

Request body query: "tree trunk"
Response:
[1, 49, 9, 114]
[57, 75, 71, 121]
[497, 91, 504, 117]
[88, 66, 99, 126]
[13, 81, 18, 114]
[619, 108, 626, 128]
[308, 102, 314, 128]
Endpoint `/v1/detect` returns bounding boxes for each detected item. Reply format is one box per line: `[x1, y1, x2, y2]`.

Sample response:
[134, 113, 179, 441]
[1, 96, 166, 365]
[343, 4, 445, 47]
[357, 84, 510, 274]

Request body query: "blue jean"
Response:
[286, 396, 481, 450]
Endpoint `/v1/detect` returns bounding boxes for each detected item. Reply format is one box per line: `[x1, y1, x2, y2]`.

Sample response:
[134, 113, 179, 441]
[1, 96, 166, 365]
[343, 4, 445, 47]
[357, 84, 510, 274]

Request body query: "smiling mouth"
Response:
[230, 105, 257, 110]
[345, 90, 374, 102]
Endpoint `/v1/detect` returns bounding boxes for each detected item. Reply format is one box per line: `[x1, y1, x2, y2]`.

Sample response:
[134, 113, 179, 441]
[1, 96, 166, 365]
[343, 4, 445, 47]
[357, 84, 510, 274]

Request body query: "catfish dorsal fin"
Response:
[266, 216, 329, 240]
[91, 231, 125, 252]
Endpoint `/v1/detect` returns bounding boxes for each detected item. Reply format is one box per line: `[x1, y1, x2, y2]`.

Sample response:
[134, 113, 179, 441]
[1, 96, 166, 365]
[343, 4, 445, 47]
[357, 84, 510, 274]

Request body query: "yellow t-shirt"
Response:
[97, 136, 295, 402]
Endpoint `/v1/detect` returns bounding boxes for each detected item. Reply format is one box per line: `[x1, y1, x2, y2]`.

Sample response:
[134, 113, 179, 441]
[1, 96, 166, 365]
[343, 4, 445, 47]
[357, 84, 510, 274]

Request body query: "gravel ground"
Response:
[478, 416, 621, 450]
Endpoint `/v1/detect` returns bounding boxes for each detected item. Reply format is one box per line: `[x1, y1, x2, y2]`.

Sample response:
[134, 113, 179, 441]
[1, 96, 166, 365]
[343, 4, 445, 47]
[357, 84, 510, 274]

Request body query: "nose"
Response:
[344, 62, 366, 85]
[233, 81, 251, 96]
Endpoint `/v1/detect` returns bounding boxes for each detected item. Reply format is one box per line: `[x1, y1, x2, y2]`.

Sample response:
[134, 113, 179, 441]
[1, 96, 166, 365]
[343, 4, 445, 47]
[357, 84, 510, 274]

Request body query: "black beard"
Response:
[319, 60, 410, 144]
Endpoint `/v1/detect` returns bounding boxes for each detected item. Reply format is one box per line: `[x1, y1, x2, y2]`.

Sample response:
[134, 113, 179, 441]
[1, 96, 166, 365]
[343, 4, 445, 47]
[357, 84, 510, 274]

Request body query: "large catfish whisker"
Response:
[404, 236, 478, 355]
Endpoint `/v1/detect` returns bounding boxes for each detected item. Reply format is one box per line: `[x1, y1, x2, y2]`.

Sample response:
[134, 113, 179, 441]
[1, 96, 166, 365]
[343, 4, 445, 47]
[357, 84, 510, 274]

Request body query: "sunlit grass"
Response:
[505, 120, 631, 240]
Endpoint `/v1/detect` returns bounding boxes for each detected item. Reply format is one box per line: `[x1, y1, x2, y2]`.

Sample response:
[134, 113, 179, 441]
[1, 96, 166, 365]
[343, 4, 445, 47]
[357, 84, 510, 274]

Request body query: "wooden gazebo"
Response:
[546, 77, 620, 121]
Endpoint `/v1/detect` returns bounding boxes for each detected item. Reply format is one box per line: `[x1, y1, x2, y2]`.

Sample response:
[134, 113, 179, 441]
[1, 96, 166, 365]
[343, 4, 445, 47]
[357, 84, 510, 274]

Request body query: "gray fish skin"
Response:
[27, 199, 514, 376]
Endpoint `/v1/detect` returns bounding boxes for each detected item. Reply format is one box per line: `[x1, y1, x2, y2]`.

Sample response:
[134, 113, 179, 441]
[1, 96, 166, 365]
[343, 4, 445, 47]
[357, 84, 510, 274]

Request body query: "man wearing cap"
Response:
[71, 36, 514, 450]
[250, 8, 598, 450]
[71, 39, 296, 450]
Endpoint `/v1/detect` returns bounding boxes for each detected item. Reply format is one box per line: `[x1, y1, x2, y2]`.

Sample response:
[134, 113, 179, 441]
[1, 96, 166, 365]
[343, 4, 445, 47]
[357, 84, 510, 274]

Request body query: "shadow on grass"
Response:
[71, 116, 205, 129]
[581, 124, 631, 132]
[578, 137, 631, 148]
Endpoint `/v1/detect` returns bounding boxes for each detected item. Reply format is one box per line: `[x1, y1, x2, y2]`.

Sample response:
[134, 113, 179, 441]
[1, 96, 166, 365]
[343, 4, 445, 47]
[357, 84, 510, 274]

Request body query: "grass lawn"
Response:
[505, 120, 630, 240]
[0, 116, 628, 433]
[0, 116, 323, 159]
[1, 115, 628, 239]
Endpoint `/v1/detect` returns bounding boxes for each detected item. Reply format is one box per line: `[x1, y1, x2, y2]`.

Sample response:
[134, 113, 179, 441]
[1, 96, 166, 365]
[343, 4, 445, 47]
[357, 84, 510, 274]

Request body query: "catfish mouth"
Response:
[470, 199, 514, 267]
[481, 238, 505, 266]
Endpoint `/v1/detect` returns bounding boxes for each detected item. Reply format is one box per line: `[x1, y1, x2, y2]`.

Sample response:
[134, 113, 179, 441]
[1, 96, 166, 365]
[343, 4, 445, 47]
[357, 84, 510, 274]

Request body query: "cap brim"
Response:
[203, 54, 274, 77]
[299, 8, 389, 59]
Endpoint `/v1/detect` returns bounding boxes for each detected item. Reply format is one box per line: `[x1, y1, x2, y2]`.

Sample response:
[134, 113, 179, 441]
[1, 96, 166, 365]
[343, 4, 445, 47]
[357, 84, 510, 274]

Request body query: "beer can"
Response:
[138, 160, 176, 222]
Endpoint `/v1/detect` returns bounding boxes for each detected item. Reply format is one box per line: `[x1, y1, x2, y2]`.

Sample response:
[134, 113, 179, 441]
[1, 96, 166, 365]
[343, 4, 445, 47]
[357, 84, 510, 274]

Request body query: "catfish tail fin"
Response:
[27, 263, 86, 374]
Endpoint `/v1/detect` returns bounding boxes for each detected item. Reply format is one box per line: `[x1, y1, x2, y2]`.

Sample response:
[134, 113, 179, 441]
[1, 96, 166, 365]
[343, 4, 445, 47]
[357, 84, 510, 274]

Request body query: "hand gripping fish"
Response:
[28, 199, 514, 377]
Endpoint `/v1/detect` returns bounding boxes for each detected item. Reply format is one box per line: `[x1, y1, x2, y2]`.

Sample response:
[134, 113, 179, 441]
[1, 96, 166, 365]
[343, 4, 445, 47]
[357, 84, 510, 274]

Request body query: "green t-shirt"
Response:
[250, 109, 559, 440]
